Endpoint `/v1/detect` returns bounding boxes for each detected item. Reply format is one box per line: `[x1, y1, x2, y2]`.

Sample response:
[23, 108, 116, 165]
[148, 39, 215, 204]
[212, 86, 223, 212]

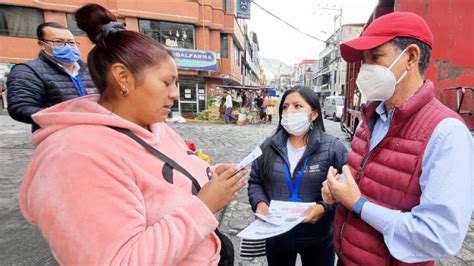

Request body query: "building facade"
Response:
[241, 29, 262, 87]
[0, 0, 259, 117]
[291, 59, 316, 87]
[311, 24, 363, 101]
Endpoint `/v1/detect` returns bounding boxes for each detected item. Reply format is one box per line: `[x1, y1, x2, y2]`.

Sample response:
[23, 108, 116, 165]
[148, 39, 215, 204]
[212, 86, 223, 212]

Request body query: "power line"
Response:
[252, 1, 329, 43]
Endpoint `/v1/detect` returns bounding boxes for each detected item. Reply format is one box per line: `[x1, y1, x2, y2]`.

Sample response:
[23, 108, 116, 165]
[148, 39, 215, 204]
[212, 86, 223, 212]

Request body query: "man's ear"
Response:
[38, 41, 47, 52]
[406, 44, 421, 72]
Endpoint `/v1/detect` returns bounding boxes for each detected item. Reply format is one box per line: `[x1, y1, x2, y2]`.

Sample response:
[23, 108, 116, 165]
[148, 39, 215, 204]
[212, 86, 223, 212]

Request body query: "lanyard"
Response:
[283, 157, 309, 202]
[70, 74, 86, 96]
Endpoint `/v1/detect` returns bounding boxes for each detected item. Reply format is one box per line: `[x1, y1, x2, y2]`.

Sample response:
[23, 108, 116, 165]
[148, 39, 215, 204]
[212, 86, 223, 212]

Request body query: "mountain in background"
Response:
[260, 58, 293, 81]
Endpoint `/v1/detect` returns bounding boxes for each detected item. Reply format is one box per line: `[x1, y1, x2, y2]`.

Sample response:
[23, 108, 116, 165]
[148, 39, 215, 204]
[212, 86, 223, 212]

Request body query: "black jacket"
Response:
[7, 52, 96, 131]
[248, 127, 348, 249]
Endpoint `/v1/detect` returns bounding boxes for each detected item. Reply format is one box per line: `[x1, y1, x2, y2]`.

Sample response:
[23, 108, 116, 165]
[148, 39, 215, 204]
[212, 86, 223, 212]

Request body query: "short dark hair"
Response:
[391, 37, 431, 75]
[36, 22, 68, 40]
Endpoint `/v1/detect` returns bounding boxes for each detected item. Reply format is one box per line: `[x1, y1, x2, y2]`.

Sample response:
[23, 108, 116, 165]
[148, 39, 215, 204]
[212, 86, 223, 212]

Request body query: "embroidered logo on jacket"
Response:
[306, 164, 321, 173]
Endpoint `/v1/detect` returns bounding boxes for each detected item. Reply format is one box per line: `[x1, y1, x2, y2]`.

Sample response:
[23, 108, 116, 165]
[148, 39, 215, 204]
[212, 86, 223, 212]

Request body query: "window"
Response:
[220, 34, 228, 58]
[179, 82, 196, 101]
[322, 57, 330, 68]
[233, 40, 240, 66]
[222, 0, 231, 13]
[0, 5, 44, 38]
[66, 13, 86, 36]
[139, 19, 195, 49]
[318, 74, 329, 86]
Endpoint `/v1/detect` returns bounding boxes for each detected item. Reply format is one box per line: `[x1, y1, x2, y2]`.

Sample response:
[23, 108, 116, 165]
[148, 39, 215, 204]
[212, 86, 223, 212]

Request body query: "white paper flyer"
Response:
[237, 200, 315, 240]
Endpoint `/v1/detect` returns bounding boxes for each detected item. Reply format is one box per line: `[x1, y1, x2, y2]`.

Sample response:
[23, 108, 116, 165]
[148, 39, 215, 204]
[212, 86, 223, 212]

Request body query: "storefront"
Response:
[138, 18, 218, 118]
[172, 76, 207, 118]
[171, 48, 218, 118]
[1, 2, 252, 119]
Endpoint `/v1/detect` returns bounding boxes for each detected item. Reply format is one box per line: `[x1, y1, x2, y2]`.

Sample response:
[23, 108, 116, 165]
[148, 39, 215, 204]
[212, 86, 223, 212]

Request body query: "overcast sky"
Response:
[247, 0, 378, 65]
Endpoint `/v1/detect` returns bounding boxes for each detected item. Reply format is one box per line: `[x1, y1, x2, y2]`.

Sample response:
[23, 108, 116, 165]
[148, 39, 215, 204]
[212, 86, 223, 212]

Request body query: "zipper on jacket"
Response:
[272, 142, 312, 180]
[357, 153, 371, 181]
[338, 151, 371, 256]
[338, 107, 398, 257]
[271, 142, 293, 177]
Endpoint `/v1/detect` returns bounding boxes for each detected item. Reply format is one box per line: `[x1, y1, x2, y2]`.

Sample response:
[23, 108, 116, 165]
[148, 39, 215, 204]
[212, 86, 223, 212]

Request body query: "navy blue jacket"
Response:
[248, 127, 348, 248]
[7, 52, 96, 131]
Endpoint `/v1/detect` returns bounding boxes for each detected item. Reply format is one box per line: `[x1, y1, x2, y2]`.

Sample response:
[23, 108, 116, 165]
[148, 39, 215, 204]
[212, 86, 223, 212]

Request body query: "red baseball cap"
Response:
[340, 12, 433, 62]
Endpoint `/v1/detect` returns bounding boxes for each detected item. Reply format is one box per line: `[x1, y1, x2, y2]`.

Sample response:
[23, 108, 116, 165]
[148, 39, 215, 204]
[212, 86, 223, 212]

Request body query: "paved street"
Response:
[0, 113, 472, 265]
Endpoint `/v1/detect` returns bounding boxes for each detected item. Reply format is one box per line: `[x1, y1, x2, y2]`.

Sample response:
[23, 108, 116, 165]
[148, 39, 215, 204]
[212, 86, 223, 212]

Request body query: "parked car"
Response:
[323, 96, 344, 121]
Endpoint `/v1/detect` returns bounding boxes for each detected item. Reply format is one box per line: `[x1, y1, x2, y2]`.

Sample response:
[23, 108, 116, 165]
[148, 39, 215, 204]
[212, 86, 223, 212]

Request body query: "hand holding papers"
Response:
[238, 200, 315, 240]
[254, 213, 286, 226]
[234, 146, 262, 174]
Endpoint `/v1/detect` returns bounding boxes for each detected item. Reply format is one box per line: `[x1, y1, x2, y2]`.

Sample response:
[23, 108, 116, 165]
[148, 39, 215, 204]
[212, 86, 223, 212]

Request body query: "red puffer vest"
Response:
[333, 80, 463, 266]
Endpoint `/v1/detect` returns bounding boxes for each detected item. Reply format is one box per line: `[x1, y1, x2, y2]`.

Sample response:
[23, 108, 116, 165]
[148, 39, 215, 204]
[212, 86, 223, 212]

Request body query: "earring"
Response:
[120, 85, 129, 96]
[309, 122, 314, 131]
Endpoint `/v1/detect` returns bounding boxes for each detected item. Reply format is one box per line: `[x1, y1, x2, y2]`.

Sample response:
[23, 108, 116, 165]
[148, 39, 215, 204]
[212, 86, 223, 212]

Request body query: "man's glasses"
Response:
[42, 39, 80, 47]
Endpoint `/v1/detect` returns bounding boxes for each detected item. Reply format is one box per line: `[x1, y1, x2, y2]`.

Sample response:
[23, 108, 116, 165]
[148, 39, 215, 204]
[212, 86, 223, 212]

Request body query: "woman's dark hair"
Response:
[260, 85, 325, 182]
[276, 86, 325, 133]
[74, 4, 173, 94]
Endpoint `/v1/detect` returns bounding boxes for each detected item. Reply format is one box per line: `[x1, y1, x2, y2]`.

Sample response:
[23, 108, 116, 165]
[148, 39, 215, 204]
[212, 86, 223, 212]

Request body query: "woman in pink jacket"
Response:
[19, 4, 246, 265]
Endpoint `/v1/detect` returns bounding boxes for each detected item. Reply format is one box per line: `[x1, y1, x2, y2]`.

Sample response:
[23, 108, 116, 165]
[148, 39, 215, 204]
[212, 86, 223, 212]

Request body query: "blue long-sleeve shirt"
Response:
[361, 102, 474, 262]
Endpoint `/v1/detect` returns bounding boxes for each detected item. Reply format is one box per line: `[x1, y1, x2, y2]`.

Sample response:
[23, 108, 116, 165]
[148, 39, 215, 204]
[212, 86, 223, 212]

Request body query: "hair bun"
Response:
[75, 4, 118, 44]
[94, 22, 127, 42]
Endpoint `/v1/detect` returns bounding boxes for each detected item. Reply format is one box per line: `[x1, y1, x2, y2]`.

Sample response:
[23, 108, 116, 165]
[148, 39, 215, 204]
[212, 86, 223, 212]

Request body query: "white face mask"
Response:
[281, 112, 312, 136]
[356, 47, 409, 102]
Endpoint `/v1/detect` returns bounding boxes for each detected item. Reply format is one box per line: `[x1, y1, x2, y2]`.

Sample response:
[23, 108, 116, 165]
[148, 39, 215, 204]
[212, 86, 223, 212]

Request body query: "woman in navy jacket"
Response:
[248, 86, 348, 266]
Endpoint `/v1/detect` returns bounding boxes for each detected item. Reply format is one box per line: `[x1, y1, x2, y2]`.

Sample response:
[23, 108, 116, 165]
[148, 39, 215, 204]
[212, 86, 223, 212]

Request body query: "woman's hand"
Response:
[255, 201, 270, 216]
[214, 163, 235, 176]
[198, 166, 247, 214]
[302, 204, 325, 224]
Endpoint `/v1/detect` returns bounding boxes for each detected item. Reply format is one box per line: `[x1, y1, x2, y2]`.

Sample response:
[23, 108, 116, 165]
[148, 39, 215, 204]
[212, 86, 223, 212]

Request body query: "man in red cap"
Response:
[322, 12, 473, 265]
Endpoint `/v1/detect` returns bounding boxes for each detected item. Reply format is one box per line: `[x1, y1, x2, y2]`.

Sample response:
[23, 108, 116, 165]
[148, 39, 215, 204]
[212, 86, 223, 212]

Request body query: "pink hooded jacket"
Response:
[19, 96, 221, 265]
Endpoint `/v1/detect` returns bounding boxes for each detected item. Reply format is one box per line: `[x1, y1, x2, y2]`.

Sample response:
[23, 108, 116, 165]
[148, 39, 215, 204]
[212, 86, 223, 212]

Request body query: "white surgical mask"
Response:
[356, 47, 409, 101]
[281, 112, 312, 136]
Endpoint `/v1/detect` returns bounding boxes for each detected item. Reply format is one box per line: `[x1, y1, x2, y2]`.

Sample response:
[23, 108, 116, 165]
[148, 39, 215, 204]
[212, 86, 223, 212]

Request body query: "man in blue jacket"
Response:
[7, 22, 96, 131]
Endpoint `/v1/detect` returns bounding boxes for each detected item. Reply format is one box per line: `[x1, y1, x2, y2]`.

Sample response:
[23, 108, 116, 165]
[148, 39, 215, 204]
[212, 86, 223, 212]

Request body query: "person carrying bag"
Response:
[110, 126, 235, 266]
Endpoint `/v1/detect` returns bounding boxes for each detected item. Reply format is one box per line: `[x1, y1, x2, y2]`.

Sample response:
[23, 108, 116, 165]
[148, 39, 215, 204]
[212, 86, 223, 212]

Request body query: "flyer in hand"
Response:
[237, 200, 315, 240]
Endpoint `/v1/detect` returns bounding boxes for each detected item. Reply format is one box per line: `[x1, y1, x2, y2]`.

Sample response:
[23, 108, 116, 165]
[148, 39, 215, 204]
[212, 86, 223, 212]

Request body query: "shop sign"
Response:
[236, 0, 252, 19]
[172, 48, 217, 71]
